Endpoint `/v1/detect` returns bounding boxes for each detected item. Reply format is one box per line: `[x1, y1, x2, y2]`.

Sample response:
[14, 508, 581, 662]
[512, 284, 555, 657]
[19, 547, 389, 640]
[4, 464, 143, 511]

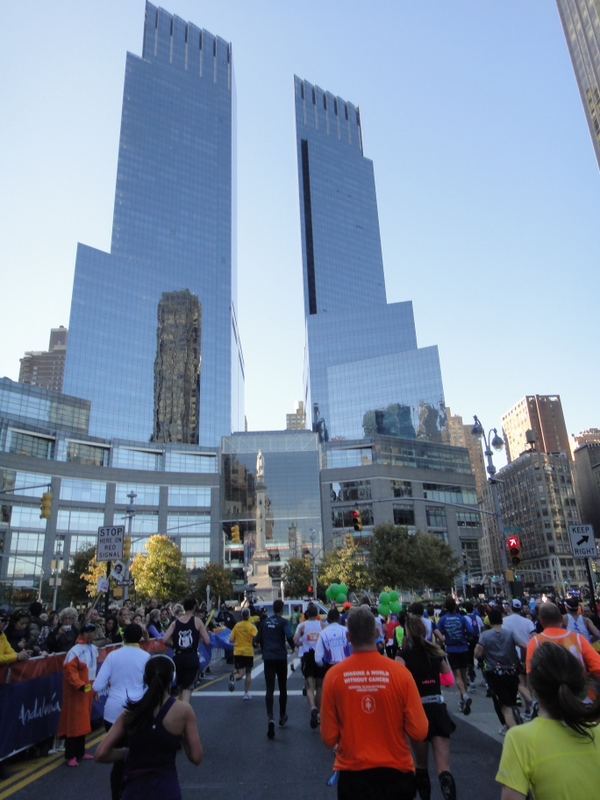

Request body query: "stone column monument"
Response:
[251, 450, 275, 600]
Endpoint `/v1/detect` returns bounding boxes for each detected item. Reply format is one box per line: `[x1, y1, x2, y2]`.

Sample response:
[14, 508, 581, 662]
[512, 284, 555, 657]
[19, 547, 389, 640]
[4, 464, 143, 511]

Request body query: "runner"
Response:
[294, 603, 325, 728]
[228, 608, 258, 700]
[163, 597, 210, 703]
[315, 606, 352, 673]
[437, 597, 474, 715]
[563, 596, 600, 642]
[254, 598, 295, 739]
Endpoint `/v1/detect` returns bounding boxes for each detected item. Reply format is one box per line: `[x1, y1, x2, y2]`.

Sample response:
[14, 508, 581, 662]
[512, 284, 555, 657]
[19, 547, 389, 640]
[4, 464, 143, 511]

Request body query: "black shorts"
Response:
[447, 651, 469, 671]
[423, 702, 456, 739]
[338, 767, 416, 800]
[485, 670, 519, 708]
[234, 655, 254, 670]
[174, 652, 199, 690]
[301, 649, 325, 680]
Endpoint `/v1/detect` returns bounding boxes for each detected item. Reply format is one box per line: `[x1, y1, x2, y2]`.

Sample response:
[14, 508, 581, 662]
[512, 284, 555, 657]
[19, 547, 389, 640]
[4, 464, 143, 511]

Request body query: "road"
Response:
[0, 656, 505, 800]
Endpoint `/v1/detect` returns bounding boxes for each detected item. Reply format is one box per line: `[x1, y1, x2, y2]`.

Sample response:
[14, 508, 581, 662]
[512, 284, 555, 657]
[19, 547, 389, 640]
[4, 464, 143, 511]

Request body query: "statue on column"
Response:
[256, 450, 264, 479]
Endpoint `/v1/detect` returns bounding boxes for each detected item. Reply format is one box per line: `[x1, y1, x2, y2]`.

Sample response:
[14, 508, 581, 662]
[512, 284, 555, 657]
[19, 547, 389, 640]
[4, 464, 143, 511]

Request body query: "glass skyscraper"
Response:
[556, 1, 600, 169]
[294, 77, 446, 443]
[63, 2, 244, 447]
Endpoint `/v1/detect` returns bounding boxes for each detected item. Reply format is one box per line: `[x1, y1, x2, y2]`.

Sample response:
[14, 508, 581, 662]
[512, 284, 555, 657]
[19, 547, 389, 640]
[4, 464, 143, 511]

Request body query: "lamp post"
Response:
[471, 416, 510, 596]
[51, 541, 64, 610]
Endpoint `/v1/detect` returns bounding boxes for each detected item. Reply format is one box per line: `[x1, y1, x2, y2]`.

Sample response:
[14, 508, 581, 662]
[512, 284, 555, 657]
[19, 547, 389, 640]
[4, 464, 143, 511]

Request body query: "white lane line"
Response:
[193, 690, 306, 697]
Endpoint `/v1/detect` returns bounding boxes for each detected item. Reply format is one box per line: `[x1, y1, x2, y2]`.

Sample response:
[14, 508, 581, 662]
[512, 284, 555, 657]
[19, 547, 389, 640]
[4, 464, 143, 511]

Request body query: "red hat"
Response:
[343, 602, 352, 610]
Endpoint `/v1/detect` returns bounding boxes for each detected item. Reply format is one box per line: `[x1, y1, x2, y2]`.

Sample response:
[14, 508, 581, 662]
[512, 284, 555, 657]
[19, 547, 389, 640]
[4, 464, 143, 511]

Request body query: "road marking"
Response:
[192, 690, 306, 697]
[0, 731, 104, 799]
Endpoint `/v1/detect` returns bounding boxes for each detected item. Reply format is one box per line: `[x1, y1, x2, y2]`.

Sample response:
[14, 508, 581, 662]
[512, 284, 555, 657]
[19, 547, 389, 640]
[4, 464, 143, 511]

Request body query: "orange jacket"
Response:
[320, 649, 428, 772]
[526, 627, 600, 676]
[56, 641, 98, 738]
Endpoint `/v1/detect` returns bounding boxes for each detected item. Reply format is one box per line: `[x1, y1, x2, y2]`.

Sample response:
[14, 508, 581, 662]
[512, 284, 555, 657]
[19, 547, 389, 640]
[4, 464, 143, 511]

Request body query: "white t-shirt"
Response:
[92, 644, 150, 723]
[502, 612, 535, 657]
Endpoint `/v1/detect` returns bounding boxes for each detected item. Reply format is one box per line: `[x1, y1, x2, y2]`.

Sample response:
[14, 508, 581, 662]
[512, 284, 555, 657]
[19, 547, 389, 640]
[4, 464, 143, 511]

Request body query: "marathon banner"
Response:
[0, 668, 62, 760]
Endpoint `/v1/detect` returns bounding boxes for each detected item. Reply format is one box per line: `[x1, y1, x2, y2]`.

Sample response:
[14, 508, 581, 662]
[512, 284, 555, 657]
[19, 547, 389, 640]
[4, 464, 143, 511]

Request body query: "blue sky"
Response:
[2, 1, 599, 460]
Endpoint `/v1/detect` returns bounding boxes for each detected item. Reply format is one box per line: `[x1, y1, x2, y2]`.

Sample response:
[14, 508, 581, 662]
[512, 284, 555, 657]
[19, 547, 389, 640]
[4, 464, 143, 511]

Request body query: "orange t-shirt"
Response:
[320, 649, 428, 772]
[526, 627, 600, 676]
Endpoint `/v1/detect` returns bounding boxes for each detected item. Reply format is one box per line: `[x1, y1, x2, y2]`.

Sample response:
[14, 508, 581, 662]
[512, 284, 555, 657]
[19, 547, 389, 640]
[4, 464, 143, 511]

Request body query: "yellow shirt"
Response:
[229, 620, 257, 657]
[0, 632, 18, 665]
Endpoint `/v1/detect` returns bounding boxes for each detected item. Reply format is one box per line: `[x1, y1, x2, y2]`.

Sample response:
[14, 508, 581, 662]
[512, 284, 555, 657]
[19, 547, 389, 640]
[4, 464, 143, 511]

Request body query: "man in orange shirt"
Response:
[526, 602, 600, 677]
[320, 606, 428, 800]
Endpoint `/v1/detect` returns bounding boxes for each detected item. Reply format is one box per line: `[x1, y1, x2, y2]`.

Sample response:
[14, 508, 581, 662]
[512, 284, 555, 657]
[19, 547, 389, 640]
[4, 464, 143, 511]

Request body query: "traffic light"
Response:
[352, 508, 363, 532]
[123, 536, 132, 561]
[304, 552, 311, 569]
[507, 535, 521, 567]
[39, 491, 52, 519]
[231, 524, 240, 543]
[345, 533, 354, 547]
[307, 585, 313, 595]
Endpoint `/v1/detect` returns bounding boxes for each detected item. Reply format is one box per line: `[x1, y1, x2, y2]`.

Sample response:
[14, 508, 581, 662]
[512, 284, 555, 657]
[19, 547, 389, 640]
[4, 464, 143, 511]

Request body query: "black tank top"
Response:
[127, 696, 180, 771]
[173, 615, 200, 662]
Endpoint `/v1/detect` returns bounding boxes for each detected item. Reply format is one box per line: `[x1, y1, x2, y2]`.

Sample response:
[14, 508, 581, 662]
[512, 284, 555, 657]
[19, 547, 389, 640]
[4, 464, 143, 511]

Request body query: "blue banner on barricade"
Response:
[210, 628, 233, 655]
[0, 671, 62, 760]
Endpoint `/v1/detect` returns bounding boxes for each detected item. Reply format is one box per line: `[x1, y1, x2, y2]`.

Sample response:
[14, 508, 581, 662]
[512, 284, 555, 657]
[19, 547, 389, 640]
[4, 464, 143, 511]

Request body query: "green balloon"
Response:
[336, 593, 347, 604]
[379, 592, 390, 604]
[390, 601, 401, 614]
[389, 590, 399, 602]
[378, 603, 390, 617]
[330, 583, 340, 597]
[325, 586, 334, 599]
[338, 584, 348, 595]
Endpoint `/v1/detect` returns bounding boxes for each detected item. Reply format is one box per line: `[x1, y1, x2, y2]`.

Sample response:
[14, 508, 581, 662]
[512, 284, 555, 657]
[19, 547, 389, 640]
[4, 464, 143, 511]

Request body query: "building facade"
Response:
[220, 431, 322, 593]
[573, 442, 600, 534]
[294, 77, 446, 444]
[19, 327, 68, 393]
[63, 3, 244, 447]
[497, 450, 586, 593]
[556, 0, 600, 169]
[0, 379, 219, 603]
[501, 395, 571, 463]
[320, 435, 483, 592]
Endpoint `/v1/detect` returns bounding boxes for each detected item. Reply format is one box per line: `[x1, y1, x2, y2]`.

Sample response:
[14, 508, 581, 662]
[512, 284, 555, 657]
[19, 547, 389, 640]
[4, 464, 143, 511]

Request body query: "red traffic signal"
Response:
[352, 509, 363, 531]
[506, 535, 521, 566]
[307, 585, 313, 594]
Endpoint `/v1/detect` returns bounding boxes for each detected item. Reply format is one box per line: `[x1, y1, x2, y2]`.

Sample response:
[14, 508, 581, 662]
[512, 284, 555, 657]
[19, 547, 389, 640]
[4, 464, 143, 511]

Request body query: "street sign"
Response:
[97, 525, 125, 562]
[569, 524, 598, 559]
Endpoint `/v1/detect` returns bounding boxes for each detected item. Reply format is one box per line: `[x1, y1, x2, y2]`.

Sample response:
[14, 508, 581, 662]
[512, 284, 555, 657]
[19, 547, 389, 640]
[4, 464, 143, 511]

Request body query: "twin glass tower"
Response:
[64, 3, 445, 447]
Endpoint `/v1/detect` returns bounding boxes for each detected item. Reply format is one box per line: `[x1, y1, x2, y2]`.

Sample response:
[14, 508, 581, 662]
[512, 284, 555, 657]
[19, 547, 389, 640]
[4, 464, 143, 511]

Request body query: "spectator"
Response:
[46, 607, 79, 653]
[4, 609, 40, 655]
[0, 610, 32, 664]
[104, 615, 123, 645]
[147, 609, 164, 638]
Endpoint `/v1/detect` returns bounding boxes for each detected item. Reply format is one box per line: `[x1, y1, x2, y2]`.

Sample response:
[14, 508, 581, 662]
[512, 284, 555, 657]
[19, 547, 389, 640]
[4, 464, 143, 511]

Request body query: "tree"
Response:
[318, 539, 371, 594]
[129, 535, 190, 603]
[60, 544, 104, 603]
[192, 562, 233, 607]
[281, 557, 312, 598]
[368, 523, 461, 593]
[368, 523, 414, 591]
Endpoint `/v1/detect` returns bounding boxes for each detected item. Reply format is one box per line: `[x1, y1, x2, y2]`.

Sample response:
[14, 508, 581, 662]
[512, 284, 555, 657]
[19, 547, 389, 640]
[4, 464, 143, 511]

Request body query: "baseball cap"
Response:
[343, 602, 352, 610]
[566, 597, 580, 610]
[81, 622, 96, 632]
[511, 599, 522, 609]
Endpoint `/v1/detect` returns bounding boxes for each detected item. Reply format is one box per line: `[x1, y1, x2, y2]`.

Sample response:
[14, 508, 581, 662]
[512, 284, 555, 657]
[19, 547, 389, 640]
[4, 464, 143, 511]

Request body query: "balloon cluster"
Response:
[325, 583, 348, 604]
[377, 591, 401, 617]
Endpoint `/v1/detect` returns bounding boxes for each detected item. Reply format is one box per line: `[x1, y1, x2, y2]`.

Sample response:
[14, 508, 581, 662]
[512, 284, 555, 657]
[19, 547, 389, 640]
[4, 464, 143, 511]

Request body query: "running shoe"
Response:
[228, 673, 235, 692]
[82, 754, 94, 760]
[302, 684, 307, 696]
[498, 725, 507, 736]
[267, 718, 275, 739]
[310, 707, 319, 729]
[278, 714, 288, 728]
[67, 758, 79, 767]
[462, 696, 472, 716]
[243, 692, 252, 701]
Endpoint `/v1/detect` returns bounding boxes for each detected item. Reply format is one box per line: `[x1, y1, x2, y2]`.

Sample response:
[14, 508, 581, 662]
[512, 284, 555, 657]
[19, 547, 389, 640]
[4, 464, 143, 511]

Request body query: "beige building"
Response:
[19, 326, 68, 393]
[286, 401, 306, 431]
[501, 395, 571, 463]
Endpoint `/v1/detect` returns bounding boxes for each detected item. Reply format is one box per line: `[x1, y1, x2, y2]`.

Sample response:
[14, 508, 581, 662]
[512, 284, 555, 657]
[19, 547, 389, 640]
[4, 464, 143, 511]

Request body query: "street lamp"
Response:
[471, 415, 509, 592]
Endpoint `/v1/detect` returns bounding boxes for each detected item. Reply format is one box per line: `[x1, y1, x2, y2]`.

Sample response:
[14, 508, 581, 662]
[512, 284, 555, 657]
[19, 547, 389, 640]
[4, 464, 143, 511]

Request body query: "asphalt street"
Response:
[0, 656, 505, 800]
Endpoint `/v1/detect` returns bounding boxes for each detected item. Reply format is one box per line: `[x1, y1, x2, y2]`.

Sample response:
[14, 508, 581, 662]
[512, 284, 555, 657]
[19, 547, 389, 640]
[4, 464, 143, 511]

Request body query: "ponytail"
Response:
[529, 642, 600, 739]
[123, 654, 174, 734]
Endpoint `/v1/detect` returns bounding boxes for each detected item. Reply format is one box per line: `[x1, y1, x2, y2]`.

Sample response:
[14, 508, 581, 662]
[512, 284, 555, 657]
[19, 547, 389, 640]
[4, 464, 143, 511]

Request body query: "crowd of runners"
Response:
[2, 591, 600, 799]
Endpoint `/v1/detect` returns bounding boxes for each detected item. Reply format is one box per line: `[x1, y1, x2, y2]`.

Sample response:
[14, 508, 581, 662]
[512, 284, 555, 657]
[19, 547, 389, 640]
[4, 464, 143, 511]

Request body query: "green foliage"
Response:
[318, 540, 371, 594]
[281, 557, 312, 598]
[60, 544, 103, 602]
[130, 535, 190, 603]
[192, 562, 233, 605]
[368, 523, 459, 593]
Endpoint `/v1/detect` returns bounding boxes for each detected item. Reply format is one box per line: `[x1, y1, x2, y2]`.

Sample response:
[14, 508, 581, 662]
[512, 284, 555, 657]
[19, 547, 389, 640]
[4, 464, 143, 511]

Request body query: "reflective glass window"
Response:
[61, 479, 107, 503]
[9, 531, 44, 554]
[115, 484, 160, 507]
[6, 430, 54, 459]
[168, 486, 211, 507]
[9, 506, 47, 530]
[165, 452, 217, 473]
[57, 509, 105, 532]
[112, 448, 163, 471]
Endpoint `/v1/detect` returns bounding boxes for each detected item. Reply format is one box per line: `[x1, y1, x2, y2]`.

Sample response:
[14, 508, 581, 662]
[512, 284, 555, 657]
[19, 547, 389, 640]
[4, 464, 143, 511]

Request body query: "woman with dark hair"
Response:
[496, 642, 600, 799]
[95, 654, 202, 799]
[104, 615, 123, 645]
[146, 609, 163, 639]
[396, 614, 457, 800]
[4, 609, 40, 655]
